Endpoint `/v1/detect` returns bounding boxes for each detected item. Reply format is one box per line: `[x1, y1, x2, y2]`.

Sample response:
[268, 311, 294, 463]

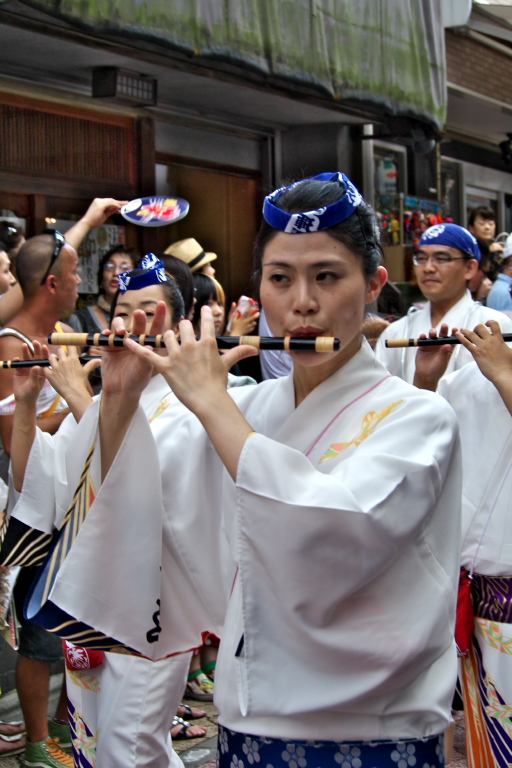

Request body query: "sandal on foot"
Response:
[185, 670, 214, 701]
[0, 734, 25, 756]
[177, 704, 206, 720]
[171, 716, 207, 740]
[0, 721, 25, 738]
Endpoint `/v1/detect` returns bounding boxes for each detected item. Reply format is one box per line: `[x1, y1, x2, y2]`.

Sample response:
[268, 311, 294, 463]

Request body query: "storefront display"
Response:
[375, 194, 449, 283]
[376, 194, 450, 248]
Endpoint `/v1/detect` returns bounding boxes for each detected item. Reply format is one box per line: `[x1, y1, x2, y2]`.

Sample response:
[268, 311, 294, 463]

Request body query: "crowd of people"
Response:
[0, 176, 509, 768]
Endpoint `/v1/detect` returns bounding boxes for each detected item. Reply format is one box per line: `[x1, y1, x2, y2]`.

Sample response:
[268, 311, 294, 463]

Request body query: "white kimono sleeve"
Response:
[9, 412, 79, 534]
[49, 400, 215, 659]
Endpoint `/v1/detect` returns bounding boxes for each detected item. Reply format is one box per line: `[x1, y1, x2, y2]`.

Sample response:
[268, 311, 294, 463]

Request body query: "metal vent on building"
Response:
[92, 67, 157, 106]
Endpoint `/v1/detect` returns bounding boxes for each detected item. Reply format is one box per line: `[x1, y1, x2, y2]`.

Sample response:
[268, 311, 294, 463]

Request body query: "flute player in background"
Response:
[0, 231, 81, 768]
[7, 256, 207, 766]
[375, 223, 512, 383]
[19, 172, 465, 766]
[414, 320, 512, 768]
[0, 198, 127, 766]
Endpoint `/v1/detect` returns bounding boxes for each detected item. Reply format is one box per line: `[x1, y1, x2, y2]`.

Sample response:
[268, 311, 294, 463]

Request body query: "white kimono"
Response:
[14, 342, 462, 743]
[438, 363, 512, 576]
[10, 375, 194, 768]
[375, 290, 512, 383]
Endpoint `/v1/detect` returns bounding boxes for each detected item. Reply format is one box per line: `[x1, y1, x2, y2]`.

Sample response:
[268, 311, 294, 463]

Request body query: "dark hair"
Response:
[192, 273, 223, 330]
[487, 245, 507, 278]
[478, 241, 490, 267]
[156, 253, 195, 318]
[252, 178, 381, 294]
[468, 206, 496, 227]
[97, 245, 141, 293]
[474, 242, 503, 281]
[110, 270, 185, 326]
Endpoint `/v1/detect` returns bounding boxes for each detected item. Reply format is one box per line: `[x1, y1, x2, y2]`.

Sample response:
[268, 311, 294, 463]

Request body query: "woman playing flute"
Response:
[17, 174, 461, 766]
[8, 256, 207, 766]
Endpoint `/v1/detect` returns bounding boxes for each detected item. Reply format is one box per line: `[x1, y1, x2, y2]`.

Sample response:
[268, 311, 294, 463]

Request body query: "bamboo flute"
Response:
[385, 333, 512, 348]
[0, 357, 100, 369]
[47, 333, 340, 352]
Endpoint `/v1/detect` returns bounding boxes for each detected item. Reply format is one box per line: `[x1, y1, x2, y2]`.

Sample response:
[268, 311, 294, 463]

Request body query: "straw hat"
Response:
[165, 238, 217, 273]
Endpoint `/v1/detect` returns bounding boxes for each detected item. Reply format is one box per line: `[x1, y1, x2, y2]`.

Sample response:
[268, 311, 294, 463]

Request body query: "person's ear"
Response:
[464, 259, 479, 282]
[365, 266, 387, 305]
[45, 274, 58, 294]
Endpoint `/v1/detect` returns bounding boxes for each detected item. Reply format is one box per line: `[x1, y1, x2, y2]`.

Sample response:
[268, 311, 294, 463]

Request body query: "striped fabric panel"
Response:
[27, 440, 156, 657]
[37, 599, 143, 656]
[0, 517, 54, 567]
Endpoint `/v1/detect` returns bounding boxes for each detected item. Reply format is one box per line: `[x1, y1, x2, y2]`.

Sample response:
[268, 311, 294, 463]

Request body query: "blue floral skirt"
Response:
[217, 725, 445, 768]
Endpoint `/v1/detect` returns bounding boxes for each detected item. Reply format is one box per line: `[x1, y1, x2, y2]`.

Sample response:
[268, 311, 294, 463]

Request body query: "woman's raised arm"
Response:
[456, 320, 512, 415]
[126, 305, 258, 479]
[11, 341, 47, 491]
[98, 302, 166, 480]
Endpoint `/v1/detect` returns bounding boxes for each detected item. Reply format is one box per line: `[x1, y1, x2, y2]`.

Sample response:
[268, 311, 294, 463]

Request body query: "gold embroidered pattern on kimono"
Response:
[148, 398, 173, 423]
[319, 399, 403, 464]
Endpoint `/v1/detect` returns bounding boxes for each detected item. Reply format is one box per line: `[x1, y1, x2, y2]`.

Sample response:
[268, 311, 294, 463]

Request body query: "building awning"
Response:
[2, 0, 447, 132]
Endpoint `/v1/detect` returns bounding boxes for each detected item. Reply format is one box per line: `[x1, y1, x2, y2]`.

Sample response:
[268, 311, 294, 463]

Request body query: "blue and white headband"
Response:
[263, 172, 363, 234]
[419, 224, 481, 262]
[118, 253, 169, 293]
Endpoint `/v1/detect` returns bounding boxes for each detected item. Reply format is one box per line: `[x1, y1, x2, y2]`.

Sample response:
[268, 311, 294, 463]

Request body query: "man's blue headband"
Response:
[262, 172, 363, 234]
[118, 253, 168, 292]
[419, 224, 481, 262]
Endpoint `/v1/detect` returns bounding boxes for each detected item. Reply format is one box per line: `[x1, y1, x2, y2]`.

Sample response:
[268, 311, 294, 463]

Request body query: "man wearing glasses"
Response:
[0, 231, 81, 767]
[375, 223, 512, 383]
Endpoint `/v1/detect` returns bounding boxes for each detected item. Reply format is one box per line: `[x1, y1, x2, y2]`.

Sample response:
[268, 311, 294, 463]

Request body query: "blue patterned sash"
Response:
[217, 725, 445, 768]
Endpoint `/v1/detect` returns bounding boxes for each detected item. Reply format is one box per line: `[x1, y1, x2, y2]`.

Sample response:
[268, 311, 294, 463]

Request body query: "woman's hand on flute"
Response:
[45, 346, 100, 422]
[99, 301, 168, 481]
[101, 303, 167, 400]
[126, 306, 259, 479]
[127, 306, 258, 415]
[413, 324, 456, 391]
[12, 341, 47, 408]
[126, 306, 258, 415]
[456, 322, 512, 413]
